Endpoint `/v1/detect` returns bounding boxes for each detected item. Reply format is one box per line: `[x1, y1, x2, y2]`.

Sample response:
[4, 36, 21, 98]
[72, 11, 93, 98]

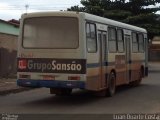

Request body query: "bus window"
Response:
[132, 32, 138, 52]
[117, 29, 124, 52]
[23, 17, 78, 49]
[108, 27, 117, 52]
[90, 24, 96, 38]
[86, 23, 97, 53]
[103, 34, 107, 59]
[86, 23, 90, 37]
[138, 33, 144, 52]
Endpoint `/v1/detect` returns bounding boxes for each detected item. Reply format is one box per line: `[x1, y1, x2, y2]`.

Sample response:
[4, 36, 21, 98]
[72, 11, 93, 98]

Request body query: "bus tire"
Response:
[106, 72, 116, 97]
[50, 88, 72, 96]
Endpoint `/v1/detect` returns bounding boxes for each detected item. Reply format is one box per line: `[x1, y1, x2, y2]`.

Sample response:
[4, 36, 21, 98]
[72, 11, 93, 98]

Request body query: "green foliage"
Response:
[67, 5, 85, 12]
[67, 0, 160, 39]
[104, 10, 132, 21]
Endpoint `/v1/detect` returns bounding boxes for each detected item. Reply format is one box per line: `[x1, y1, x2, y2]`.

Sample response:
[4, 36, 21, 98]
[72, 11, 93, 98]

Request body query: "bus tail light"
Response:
[41, 75, 55, 80]
[19, 74, 30, 79]
[68, 76, 80, 80]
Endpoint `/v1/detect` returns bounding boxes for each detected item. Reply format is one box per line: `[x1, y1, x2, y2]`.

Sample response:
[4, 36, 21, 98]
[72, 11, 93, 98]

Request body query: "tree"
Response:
[67, 0, 160, 39]
[124, 0, 160, 38]
[67, 5, 85, 12]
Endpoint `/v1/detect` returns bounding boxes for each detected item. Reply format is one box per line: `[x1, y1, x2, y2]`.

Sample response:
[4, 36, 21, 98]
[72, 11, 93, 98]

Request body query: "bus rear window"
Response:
[22, 17, 79, 49]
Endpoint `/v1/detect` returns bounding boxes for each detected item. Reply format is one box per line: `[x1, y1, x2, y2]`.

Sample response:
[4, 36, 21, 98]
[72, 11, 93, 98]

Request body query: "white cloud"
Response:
[0, 0, 81, 20]
[0, 2, 10, 9]
[0, 0, 159, 20]
[0, 10, 21, 20]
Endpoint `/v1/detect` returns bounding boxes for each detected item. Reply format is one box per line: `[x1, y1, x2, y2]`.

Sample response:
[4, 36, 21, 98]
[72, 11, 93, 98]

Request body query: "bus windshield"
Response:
[22, 17, 79, 49]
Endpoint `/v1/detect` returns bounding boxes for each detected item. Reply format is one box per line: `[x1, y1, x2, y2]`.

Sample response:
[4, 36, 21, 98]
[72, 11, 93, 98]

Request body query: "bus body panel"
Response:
[83, 13, 147, 91]
[17, 12, 148, 92]
[17, 12, 87, 89]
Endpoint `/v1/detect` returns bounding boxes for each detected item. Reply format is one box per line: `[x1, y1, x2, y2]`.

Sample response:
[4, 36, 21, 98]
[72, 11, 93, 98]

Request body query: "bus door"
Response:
[144, 34, 148, 76]
[125, 35, 131, 82]
[98, 31, 107, 88]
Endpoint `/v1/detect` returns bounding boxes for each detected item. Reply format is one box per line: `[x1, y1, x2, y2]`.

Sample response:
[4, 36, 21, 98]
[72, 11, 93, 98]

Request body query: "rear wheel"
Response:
[50, 88, 72, 96]
[106, 72, 116, 97]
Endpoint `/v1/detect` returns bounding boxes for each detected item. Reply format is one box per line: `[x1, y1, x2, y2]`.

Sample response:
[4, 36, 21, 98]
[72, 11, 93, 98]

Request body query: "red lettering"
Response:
[18, 60, 27, 69]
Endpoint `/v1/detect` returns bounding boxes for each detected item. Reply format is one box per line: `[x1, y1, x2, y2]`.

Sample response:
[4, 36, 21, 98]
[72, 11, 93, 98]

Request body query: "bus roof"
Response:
[21, 11, 147, 33]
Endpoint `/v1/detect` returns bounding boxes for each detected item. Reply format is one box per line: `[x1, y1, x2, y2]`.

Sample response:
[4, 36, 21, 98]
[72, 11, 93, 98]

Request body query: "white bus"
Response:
[17, 12, 148, 96]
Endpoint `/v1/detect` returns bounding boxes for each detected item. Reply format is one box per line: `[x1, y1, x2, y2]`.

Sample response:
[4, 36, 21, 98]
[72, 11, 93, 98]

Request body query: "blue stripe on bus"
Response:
[87, 60, 145, 68]
[87, 63, 101, 68]
[87, 62, 112, 68]
[17, 79, 85, 89]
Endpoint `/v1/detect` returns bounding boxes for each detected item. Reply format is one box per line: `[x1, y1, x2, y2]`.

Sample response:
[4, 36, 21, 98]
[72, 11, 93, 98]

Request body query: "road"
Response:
[0, 68, 160, 114]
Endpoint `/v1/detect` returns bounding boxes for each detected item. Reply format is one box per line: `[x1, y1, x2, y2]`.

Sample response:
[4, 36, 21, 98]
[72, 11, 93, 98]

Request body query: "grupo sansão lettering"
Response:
[27, 60, 82, 72]
[52, 60, 82, 71]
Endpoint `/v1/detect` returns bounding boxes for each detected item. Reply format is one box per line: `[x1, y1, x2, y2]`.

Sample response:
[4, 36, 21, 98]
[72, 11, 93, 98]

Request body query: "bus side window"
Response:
[86, 23, 90, 37]
[117, 29, 124, 52]
[132, 32, 138, 52]
[108, 27, 117, 52]
[86, 23, 97, 53]
[138, 33, 144, 52]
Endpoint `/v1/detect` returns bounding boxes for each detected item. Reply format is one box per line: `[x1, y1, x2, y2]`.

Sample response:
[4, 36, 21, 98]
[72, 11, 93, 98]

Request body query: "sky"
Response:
[0, 0, 82, 20]
[0, 0, 159, 21]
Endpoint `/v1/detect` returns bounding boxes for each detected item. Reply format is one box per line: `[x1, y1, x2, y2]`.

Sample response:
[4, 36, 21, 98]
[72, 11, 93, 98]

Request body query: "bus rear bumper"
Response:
[17, 79, 85, 89]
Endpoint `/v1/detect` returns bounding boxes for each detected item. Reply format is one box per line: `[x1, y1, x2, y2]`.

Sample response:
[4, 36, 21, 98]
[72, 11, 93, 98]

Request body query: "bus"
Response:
[17, 12, 148, 96]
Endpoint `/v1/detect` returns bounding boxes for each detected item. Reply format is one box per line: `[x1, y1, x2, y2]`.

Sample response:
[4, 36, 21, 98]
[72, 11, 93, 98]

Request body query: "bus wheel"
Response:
[50, 88, 72, 96]
[106, 72, 116, 97]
